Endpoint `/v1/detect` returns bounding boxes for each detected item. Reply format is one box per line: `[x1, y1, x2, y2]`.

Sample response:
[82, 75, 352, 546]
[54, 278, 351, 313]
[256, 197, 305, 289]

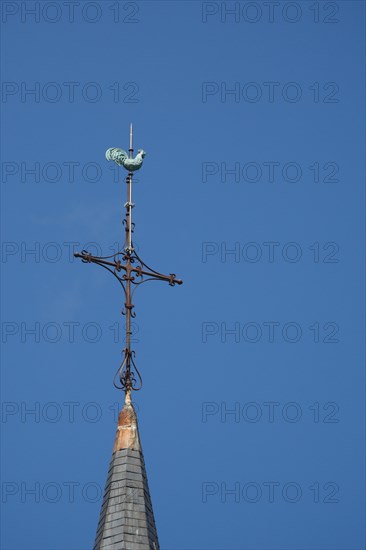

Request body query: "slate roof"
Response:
[94, 395, 159, 550]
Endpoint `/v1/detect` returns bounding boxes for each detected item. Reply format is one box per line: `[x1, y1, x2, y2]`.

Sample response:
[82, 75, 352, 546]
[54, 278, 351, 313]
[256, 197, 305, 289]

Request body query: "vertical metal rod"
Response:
[129, 123, 133, 157]
[127, 123, 133, 252]
[124, 124, 134, 394]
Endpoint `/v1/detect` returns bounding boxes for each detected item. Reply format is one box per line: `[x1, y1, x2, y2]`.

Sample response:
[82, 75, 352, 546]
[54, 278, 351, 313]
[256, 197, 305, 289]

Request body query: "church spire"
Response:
[93, 392, 159, 549]
[74, 126, 182, 548]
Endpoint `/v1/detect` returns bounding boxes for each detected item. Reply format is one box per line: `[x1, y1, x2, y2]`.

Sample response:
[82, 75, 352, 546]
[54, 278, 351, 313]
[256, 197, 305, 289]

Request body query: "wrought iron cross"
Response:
[74, 124, 182, 395]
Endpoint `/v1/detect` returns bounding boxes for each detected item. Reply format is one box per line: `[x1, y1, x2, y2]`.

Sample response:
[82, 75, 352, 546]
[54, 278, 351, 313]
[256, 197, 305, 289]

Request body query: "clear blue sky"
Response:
[1, 1, 365, 549]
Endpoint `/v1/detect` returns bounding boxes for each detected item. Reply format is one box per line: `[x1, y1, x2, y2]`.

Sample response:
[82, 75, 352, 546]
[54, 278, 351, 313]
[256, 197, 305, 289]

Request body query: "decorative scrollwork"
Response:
[113, 350, 142, 392]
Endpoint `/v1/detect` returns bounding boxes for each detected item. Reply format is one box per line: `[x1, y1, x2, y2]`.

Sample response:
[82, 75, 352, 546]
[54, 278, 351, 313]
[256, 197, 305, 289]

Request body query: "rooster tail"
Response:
[105, 148, 128, 166]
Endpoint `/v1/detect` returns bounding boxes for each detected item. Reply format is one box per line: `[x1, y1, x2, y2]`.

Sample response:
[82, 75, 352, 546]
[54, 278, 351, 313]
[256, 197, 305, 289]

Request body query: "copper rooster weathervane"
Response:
[74, 124, 182, 395]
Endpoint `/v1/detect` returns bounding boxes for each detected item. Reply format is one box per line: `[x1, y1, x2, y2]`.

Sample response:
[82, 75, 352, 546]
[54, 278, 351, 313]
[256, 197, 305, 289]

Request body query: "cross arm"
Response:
[74, 251, 183, 286]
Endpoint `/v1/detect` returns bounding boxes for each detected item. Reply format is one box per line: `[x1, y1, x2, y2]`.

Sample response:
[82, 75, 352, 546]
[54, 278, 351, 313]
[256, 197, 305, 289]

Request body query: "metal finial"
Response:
[74, 126, 182, 396]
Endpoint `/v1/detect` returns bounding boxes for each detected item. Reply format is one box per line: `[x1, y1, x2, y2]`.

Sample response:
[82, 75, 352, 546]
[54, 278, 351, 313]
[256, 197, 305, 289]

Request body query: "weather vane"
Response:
[74, 124, 182, 396]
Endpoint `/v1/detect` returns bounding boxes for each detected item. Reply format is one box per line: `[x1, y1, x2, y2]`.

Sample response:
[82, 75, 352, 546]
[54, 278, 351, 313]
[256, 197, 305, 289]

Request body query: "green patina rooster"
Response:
[106, 147, 146, 172]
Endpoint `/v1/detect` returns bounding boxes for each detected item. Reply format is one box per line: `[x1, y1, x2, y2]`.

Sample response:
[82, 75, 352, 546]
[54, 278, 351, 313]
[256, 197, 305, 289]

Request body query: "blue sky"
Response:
[1, 1, 365, 549]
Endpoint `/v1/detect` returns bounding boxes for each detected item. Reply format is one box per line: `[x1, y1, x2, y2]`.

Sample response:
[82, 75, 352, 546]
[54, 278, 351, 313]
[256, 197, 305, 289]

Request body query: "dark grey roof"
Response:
[93, 398, 159, 550]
